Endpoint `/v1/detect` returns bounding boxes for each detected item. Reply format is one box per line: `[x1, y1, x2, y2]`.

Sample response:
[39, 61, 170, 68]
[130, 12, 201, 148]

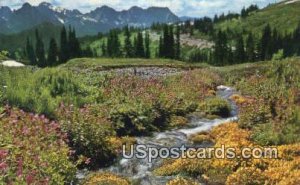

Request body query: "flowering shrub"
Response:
[226, 167, 267, 185]
[166, 177, 199, 185]
[103, 75, 173, 135]
[230, 94, 248, 105]
[234, 59, 300, 146]
[57, 105, 117, 169]
[238, 97, 272, 129]
[102, 69, 218, 136]
[0, 107, 76, 184]
[154, 156, 209, 176]
[83, 172, 130, 185]
[156, 122, 300, 184]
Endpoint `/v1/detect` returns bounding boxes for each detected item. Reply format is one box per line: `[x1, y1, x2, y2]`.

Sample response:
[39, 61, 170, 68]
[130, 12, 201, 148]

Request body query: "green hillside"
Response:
[216, 0, 300, 35]
[0, 22, 62, 54]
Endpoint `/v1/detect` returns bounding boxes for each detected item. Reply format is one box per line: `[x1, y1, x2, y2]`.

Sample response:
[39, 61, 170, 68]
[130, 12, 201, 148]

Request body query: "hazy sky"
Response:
[0, 0, 281, 17]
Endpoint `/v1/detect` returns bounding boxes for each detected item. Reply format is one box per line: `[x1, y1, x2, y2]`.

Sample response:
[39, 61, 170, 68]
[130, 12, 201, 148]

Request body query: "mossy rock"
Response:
[199, 97, 231, 118]
[170, 116, 189, 128]
[189, 132, 213, 144]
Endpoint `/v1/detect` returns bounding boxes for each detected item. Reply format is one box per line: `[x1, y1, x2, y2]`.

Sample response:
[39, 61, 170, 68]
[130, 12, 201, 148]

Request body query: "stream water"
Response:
[78, 85, 238, 184]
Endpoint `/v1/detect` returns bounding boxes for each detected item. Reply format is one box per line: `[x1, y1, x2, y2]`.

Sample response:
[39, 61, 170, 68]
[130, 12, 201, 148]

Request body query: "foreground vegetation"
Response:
[155, 58, 300, 184]
[0, 108, 77, 184]
[1, 57, 300, 184]
[0, 58, 224, 183]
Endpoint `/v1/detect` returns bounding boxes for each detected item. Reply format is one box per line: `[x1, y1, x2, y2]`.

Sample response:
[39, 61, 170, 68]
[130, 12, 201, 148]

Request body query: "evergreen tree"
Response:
[235, 35, 246, 63]
[213, 30, 228, 66]
[145, 31, 150, 58]
[246, 33, 255, 62]
[293, 23, 300, 55]
[35, 30, 46, 67]
[124, 25, 134, 58]
[47, 38, 58, 66]
[194, 17, 214, 35]
[60, 26, 69, 63]
[158, 36, 163, 58]
[241, 7, 247, 18]
[68, 26, 74, 58]
[107, 29, 121, 57]
[73, 28, 82, 57]
[162, 25, 169, 57]
[133, 37, 137, 57]
[107, 32, 113, 57]
[68, 27, 81, 58]
[168, 26, 175, 58]
[272, 28, 279, 53]
[114, 31, 121, 57]
[175, 25, 181, 59]
[135, 32, 145, 58]
[158, 25, 177, 59]
[101, 41, 107, 57]
[26, 37, 36, 65]
[213, 14, 219, 23]
[260, 24, 272, 61]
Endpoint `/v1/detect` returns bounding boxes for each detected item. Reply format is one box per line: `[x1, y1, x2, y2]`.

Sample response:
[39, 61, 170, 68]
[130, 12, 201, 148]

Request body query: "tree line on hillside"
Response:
[193, 23, 300, 66]
[100, 25, 181, 59]
[101, 26, 151, 58]
[25, 26, 93, 67]
[151, 4, 259, 37]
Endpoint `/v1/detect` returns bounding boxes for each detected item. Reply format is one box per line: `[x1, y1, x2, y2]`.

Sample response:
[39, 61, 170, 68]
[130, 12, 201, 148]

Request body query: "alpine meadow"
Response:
[1, 0, 300, 184]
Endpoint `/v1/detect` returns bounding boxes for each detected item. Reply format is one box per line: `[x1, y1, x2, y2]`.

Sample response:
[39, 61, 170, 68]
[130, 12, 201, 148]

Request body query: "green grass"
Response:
[214, 57, 300, 87]
[1, 67, 92, 117]
[216, 1, 300, 35]
[62, 58, 209, 70]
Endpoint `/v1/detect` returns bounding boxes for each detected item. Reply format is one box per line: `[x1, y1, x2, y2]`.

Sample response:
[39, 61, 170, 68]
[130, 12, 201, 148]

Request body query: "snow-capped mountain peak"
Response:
[0, 2, 179, 36]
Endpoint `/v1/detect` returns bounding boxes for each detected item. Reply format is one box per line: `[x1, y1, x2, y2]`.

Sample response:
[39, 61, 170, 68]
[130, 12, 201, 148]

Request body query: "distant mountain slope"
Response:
[0, 22, 62, 53]
[0, 2, 179, 36]
[216, 0, 300, 35]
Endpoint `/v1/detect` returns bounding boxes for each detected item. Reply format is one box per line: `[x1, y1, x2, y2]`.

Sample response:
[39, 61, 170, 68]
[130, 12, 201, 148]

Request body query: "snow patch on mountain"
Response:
[285, 0, 300, 4]
[56, 16, 64, 24]
[82, 16, 98, 23]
